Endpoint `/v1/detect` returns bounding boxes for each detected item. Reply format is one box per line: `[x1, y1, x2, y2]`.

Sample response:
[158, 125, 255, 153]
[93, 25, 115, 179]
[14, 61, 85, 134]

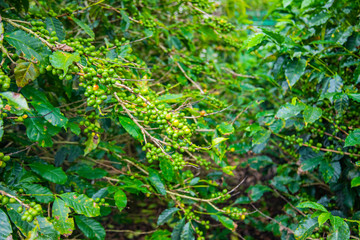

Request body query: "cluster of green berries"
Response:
[43, 64, 76, 81]
[19, 201, 43, 223]
[192, 65, 203, 75]
[0, 68, 11, 91]
[211, 189, 231, 202]
[223, 206, 247, 220]
[204, 17, 235, 33]
[183, 206, 200, 221]
[194, 156, 211, 170]
[0, 152, 11, 168]
[140, 18, 157, 31]
[0, 194, 16, 206]
[79, 112, 103, 138]
[29, 20, 59, 43]
[310, 225, 329, 240]
[222, 35, 241, 49]
[94, 197, 110, 207]
[194, 227, 205, 240]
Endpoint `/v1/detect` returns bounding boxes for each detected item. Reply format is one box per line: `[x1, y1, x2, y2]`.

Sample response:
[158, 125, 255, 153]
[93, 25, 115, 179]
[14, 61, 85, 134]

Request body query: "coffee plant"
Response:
[0, 0, 359, 239]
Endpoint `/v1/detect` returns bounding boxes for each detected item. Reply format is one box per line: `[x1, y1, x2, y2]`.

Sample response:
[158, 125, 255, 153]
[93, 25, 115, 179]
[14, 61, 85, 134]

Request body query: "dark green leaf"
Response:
[285, 58, 307, 87]
[157, 208, 179, 226]
[0, 208, 12, 239]
[70, 17, 95, 39]
[29, 162, 67, 184]
[6, 203, 35, 236]
[180, 222, 195, 240]
[303, 105, 322, 125]
[149, 169, 166, 195]
[118, 115, 144, 142]
[351, 176, 360, 188]
[49, 51, 80, 77]
[23, 183, 54, 203]
[4, 30, 50, 63]
[247, 184, 272, 201]
[45, 17, 65, 41]
[345, 129, 360, 147]
[75, 215, 105, 240]
[294, 216, 318, 240]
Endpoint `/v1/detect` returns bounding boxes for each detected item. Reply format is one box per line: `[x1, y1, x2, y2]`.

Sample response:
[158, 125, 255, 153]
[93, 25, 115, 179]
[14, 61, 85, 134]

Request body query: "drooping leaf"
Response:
[49, 51, 80, 77]
[22, 86, 68, 128]
[24, 115, 61, 147]
[0, 208, 12, 239]
[23, 183, 54, 203]
[180, 222, 195, 240]
[297, 201, 328, 212]
[29, 162, 67, 184]
[45, 17, 65, 41]
[114, 189, 127, 212]
[4, 30, 50, 63]
[118, 115, 144, 142]
[75, 215, 105, 240]
[303, 105, 322, 125]
[218, 215, 237, 231]
[14, 59, 39, 87]
[285, 58, 307, 87]
[318, 212, 330, 226]
[351, 176, 360, 188]
[148, 169, 166, 195]
[344, 129, 360, 147]
[35, 216, 60, 240]
[52, 197, 74, 236]
[157, 208, 179, 226]
[294, 216, 318, 240]
[76, 165, 107, 179]
[171, 218, 185, 240]
[84, 133, 100, 156]
[70, 17, 95, 39]
[60, 192, 100, 217]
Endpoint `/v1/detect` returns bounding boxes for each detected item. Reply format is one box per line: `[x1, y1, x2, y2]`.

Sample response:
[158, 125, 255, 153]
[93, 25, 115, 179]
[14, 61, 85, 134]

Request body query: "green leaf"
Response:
[283, 0, 293, 7]
[84, 133, 100, 156]
[218, 215, 237, 231]
[6, 203, 35, 236]
[301, 0, 314, 9]
[76, 165, 107, 179]
[261, 28, 284, 45]
[157, 208, 179, 226]
[244, 33, 264, 49]
[4, 30, 50, 63]
[297, 201, 328, 212]
[14, 59, 39, 87]
[285, 58, 307, 88]
[180, 222, 195, 240]
[70, 17, 95, 39]
[45, 17, 65, 41]
[276, 102, 305, 120]
[348, 93, 360, 102]
[318, 212, 330, 226]
[0, 208, 12, 239]
[24, 115, 60, 147]
[114, 189, 127, 212]
[23, 183, 54, 203]
[252, 129, 271, 145]
[49, 51, 80, 77]
[247, 184, 272, 201]
[308, 10, 330, 27]
[345, 129, 360, 147]
[149, 169, 167, 195]
[160, 158, 175, 181]
[60, 192, 100, 217]
[0, 91, 30, 113]
[52, 197, 74, 236]
[75, 215, 105, 240]
[212, 137, 228, 147]
[22, 86, 68, 128]
[118, 115, 144, 142]
[303, 106, 322, 125]
[29, 162, 67, 184]
[171, 218, 185, 240]
[328, 216, 350, 240]
[294, 216, 318, 240]
[351, 176, 360, 188]
[217, 122, 234, 135]
[35, 216, 60, 240]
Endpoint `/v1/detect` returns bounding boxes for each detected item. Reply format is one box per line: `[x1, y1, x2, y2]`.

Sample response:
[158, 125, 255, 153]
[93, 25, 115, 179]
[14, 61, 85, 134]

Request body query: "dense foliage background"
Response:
[0, 0, 360, 239]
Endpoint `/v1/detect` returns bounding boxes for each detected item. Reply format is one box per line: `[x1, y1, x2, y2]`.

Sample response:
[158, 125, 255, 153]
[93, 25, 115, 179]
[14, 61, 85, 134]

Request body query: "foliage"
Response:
[0, 0, 360, 239]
